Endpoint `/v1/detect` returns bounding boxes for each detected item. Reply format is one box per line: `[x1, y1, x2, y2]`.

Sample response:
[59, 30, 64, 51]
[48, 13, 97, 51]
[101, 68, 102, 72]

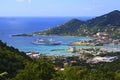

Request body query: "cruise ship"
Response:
[32, 38, 61, 45]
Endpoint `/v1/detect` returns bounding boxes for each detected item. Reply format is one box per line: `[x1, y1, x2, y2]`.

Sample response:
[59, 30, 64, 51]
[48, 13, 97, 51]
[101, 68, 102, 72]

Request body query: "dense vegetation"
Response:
[9, 57, 120, 80]
[35, 10, 120, 38]
[9, 59, 55, 80]
[0, 40, 120, 80]
[0, 40, 31, 80]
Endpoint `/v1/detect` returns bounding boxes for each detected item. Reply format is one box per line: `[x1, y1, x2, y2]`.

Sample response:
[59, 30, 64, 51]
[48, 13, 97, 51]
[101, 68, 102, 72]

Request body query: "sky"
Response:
[0, 0, 120, 17]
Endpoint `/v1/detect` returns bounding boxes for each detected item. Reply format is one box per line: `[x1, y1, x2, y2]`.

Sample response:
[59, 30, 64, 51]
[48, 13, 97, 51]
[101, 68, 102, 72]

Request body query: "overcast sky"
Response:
[0, 0, 120, 17]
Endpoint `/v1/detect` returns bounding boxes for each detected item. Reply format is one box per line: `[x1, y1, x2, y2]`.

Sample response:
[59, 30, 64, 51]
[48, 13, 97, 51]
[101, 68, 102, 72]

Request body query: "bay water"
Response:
[0, 17, 93, 56]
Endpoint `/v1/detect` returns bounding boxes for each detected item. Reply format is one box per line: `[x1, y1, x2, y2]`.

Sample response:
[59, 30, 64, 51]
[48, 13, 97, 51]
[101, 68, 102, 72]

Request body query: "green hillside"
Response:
[0, 40, 30, 80]
[35, 10, 120, 38]
[87, 10, 120, 27]
[35, 19, 85, 36]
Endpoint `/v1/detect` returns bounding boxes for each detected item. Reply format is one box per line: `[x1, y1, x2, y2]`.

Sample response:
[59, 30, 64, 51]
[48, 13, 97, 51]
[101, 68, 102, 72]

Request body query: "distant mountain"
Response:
[33, 10, 120, 38]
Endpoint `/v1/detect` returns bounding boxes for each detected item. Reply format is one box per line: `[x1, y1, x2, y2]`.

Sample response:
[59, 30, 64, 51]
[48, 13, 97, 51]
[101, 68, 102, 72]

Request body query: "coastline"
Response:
[11, 33, 94, 39]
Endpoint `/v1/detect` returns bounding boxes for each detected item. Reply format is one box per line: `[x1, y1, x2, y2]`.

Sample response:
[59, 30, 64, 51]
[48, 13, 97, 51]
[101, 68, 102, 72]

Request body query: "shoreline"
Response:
[11, 33, 94, 39]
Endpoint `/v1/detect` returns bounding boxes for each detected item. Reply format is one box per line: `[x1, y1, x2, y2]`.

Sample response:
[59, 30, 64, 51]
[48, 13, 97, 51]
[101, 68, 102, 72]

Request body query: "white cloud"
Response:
[16, 0, 32, 3]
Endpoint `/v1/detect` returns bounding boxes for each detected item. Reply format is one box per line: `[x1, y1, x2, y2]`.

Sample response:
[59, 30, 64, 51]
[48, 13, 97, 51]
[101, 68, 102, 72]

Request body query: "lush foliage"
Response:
[10, 59, 55, 80]
[0, 40, 30, 80]
[53, 58, 120, 80]
[8, 56, 120, 80]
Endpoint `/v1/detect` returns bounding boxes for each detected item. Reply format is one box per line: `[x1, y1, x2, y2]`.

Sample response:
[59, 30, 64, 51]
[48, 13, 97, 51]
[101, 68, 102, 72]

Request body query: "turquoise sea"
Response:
[0, 17, 96, 56]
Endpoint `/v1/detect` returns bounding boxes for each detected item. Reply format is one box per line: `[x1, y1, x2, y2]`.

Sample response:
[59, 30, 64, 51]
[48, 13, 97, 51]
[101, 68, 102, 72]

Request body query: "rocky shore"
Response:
[68, 41, 94, 46]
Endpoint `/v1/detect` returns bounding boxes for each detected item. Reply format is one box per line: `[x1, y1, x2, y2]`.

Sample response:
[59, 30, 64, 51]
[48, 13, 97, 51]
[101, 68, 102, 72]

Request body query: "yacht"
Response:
[32, 38, 61, 45]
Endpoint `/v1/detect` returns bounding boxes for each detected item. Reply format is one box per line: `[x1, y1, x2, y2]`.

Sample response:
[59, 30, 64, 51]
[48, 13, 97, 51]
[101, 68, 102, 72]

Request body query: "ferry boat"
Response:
[32, 38, 61, 45]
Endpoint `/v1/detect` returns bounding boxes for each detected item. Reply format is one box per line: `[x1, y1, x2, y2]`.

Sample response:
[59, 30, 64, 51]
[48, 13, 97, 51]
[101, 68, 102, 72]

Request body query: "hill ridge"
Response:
[34, 10, 120, 38]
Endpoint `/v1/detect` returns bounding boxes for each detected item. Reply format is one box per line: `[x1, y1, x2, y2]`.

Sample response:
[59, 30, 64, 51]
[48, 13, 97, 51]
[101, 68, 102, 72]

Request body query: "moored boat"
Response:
[32, 38, 61, 45]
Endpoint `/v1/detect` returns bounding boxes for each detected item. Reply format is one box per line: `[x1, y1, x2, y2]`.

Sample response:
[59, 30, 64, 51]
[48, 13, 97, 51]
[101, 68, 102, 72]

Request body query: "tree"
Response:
[115, 70, 120, 80]
[10, 59, 55, 80]
[56, 65, 87, 80]
[0, 40, 30, 80]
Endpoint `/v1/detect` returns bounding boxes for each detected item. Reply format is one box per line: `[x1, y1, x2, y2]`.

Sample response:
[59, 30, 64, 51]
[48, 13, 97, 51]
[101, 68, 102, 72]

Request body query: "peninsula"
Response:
[13, 10, 120, 40]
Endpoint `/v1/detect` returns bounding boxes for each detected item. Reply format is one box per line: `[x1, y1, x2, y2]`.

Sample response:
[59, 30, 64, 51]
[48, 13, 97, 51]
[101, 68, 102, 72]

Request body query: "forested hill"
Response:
[35, 19, 85, 35]
[0, 40, 30, 80]
[35, 10, 120, 37]
[86, 10, 120, 27]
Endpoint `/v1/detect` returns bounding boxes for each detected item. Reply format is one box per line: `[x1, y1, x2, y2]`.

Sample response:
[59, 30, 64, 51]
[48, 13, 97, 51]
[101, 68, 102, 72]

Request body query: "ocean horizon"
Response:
[0, 17, 94, 56]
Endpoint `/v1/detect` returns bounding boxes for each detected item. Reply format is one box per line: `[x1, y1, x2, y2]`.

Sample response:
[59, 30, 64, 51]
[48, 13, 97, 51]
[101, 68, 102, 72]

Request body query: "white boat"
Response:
[32, 38, 61, 45]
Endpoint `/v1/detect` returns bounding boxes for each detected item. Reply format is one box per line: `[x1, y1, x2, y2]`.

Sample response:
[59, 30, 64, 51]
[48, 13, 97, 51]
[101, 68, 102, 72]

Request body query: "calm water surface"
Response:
[0, 17, 96, 56]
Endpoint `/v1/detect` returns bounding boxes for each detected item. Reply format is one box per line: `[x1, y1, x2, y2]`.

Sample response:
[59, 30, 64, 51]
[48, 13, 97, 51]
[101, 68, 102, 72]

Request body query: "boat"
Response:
[32, 38, 61, 45]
